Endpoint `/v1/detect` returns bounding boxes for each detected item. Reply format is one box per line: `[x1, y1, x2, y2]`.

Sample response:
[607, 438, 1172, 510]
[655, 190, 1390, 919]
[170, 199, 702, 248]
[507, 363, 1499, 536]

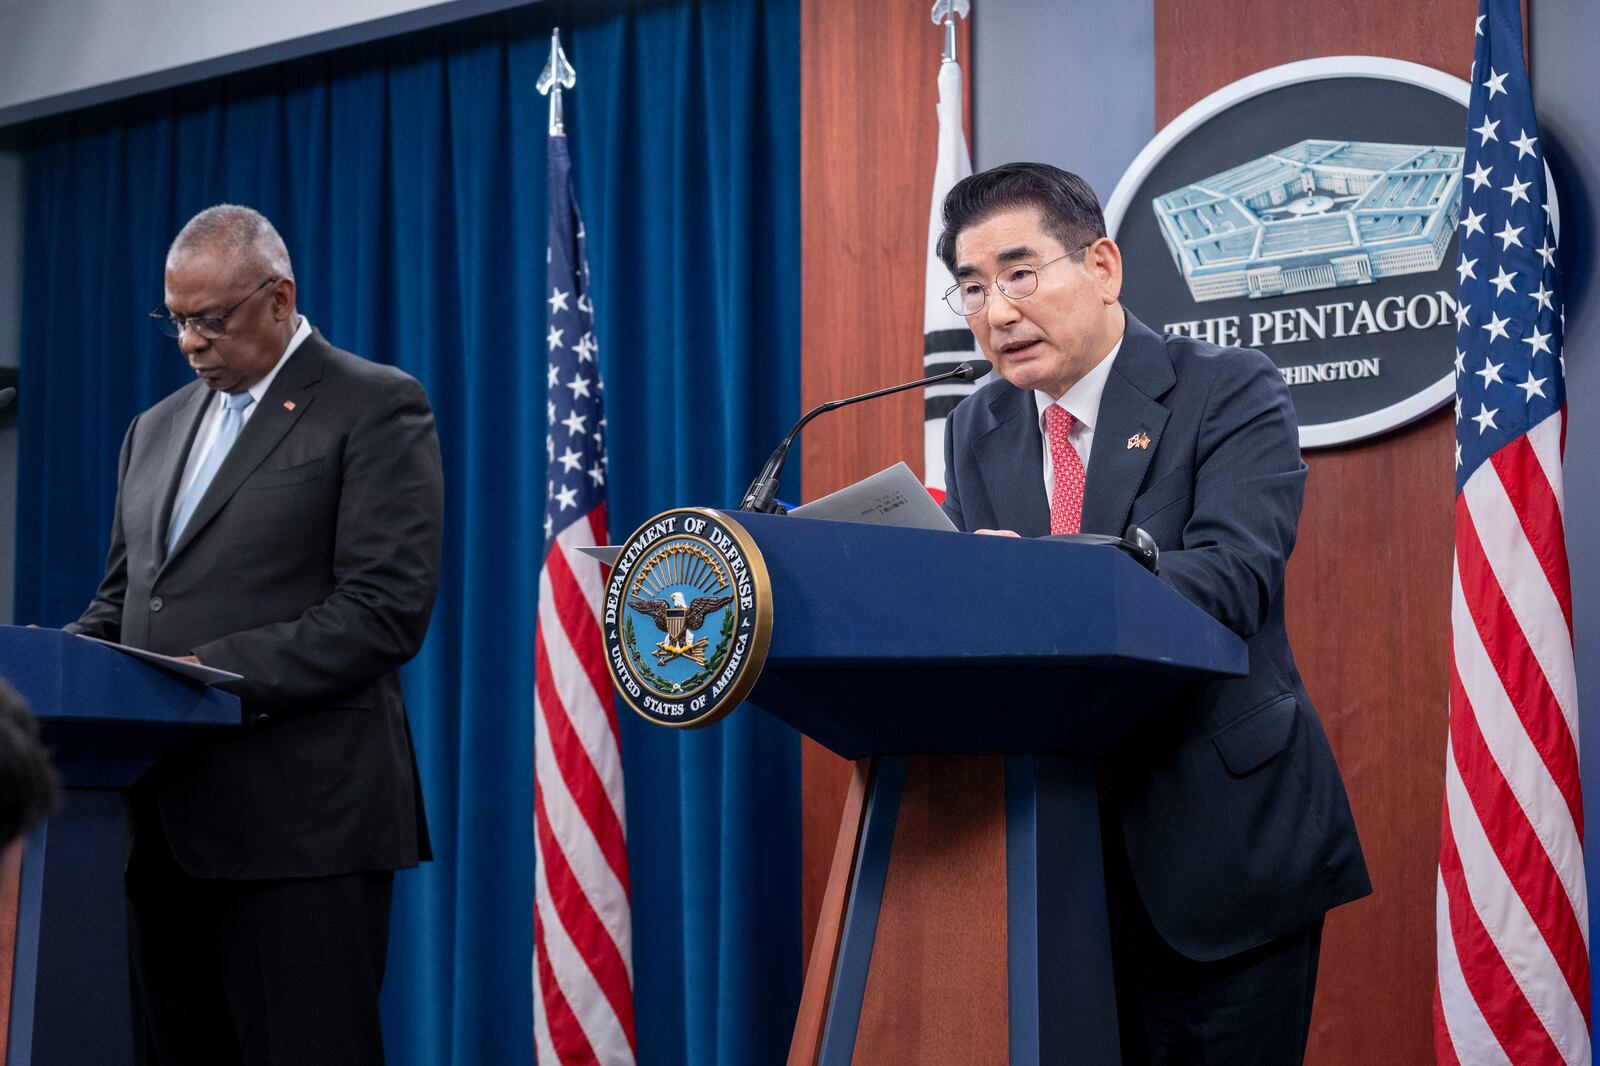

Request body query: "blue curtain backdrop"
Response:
[11, 1, 801, 1063]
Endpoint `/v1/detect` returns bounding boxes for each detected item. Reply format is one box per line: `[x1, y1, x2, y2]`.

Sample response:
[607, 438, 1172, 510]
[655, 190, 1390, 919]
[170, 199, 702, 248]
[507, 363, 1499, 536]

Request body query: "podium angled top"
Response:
[0, 626, 239, 787]
[727, 514, 1247, 757]
[732, 513, 1243, 671]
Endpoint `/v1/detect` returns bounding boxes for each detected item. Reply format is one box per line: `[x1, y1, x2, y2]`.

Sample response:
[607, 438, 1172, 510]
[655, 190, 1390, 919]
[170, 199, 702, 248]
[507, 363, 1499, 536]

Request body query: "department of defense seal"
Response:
[602, 508, 773, 728]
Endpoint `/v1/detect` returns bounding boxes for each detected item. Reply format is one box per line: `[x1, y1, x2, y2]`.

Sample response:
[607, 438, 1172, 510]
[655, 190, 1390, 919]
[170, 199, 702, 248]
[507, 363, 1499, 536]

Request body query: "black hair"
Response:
[0, 679, 59, 847]
[936, 162, 1107, 274]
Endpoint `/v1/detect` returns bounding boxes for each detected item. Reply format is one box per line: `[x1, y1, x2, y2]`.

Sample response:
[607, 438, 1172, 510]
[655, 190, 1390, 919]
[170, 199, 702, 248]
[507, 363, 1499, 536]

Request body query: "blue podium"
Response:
[723, 515, 1247, 1066]
[0, 626, 239, 1066]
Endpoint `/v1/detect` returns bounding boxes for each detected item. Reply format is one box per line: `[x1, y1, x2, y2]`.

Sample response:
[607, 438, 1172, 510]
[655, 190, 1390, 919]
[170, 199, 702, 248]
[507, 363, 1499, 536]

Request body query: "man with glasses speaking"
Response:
[936, 163, 1370, 1064]
[66, 205, 443, 1065]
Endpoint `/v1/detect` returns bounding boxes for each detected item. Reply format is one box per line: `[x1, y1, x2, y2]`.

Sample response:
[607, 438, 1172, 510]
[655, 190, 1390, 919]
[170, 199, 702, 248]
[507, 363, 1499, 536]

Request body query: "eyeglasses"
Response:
[943, 244, 1092, 317]
[150, 277, 278, 339]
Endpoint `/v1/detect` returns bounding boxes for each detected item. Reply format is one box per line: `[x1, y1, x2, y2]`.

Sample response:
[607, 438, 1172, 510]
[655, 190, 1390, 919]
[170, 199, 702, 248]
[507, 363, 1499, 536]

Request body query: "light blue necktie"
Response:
[167, 391, 253, 553]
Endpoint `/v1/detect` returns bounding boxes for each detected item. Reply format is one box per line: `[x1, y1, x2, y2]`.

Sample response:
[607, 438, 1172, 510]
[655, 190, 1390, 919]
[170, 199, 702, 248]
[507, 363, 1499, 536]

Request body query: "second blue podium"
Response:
[723, 515, 1246, 1066]
[0, 626, 239, 1066]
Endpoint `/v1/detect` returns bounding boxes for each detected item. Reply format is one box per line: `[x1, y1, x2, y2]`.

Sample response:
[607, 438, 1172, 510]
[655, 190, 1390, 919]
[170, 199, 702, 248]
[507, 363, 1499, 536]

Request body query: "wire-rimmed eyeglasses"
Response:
[942, 244, 1092, 317]
[149, 277, 278, 340]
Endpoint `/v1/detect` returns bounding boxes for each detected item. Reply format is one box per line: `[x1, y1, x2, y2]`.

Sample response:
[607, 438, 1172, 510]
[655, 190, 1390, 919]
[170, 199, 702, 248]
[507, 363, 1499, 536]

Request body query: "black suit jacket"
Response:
[68, 329, 444, 881]
[942, 311, 1370, 961]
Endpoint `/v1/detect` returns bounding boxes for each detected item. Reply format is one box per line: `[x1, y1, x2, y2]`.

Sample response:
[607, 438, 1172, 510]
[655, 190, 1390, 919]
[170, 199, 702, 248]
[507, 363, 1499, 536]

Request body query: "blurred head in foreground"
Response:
[0, 678, 59, 849]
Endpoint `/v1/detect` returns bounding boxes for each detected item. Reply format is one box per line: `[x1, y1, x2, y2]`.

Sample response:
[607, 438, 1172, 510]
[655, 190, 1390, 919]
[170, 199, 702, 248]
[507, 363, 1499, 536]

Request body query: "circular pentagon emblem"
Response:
[603, 508, 773, 728]
[1105, 57, 1490, 448]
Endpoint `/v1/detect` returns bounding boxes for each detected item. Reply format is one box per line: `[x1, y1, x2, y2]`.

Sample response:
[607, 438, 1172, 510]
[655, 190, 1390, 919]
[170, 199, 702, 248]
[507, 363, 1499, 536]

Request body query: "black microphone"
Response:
[739, 362, 981, 514]
[1045, 525, 1161, 574]
[0, 387, 14, 413]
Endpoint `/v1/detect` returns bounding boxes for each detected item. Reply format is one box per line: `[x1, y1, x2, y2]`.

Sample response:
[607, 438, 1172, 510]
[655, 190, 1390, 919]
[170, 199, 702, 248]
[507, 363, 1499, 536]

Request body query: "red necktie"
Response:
[1045, 404, 1084, 535]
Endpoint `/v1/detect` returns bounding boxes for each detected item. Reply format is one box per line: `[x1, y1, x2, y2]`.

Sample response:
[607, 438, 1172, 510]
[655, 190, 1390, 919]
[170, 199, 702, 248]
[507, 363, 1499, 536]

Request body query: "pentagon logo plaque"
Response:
[603, 508, 773, 728]
[1104, 57, 1509, 448]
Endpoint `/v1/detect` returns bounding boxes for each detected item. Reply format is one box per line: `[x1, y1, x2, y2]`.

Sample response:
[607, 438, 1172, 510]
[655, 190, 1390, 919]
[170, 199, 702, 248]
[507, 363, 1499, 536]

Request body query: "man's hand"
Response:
[974, 528, 1022, 537]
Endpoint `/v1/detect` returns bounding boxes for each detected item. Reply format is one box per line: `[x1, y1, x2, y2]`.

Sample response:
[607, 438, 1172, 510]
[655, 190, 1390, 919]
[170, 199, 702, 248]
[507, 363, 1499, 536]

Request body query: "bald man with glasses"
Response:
[68, 204, 443, 1066]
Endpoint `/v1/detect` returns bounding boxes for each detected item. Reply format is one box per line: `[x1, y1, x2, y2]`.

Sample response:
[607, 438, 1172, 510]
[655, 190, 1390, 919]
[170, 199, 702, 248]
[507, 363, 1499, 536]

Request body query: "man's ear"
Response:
[271, 277, 297, 321]
[1088, 237, 1123, 305]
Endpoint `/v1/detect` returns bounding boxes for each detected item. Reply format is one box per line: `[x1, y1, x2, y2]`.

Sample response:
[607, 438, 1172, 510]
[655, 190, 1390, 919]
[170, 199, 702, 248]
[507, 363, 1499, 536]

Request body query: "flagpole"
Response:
[532, 29, 639, 1065]
[537, 28, 576, 137]
[933, 0, 967, 62]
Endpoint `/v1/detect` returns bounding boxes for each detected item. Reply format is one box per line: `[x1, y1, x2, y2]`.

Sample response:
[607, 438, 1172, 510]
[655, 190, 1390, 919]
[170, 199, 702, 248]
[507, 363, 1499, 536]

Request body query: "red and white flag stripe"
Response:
[535, 513, 637, 1065]
[1437, 410, 1590, 1066]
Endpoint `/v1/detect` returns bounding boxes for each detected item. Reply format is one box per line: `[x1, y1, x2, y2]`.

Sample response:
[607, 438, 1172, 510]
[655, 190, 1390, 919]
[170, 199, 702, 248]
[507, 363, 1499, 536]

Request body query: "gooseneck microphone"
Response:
[739, 362, 981, 514]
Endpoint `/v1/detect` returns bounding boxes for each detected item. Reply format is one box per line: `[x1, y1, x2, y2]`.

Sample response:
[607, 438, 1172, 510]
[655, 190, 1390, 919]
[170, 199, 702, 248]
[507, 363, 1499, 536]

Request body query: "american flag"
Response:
[1435, 1, 1589, 1063]
[532, 129, 637, 1065]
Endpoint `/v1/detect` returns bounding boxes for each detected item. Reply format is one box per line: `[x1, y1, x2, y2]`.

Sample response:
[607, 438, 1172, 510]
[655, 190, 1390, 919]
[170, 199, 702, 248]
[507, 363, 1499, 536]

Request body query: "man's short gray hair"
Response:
[167, 204, 294, 281]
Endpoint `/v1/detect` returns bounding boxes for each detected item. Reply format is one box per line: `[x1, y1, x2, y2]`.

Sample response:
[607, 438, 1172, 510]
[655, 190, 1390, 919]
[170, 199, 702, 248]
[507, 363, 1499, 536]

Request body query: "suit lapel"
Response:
[1079, 313, 1175, 537]
[162, 334, 327, 568]
[153, 387, 213, 558]
[973, 385, 1050, 537]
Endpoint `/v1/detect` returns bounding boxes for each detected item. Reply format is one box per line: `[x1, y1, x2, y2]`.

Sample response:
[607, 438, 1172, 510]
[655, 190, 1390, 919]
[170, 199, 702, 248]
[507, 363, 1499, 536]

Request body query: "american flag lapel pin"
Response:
[283, 400, 296, 411]
[1127, 431, 1151, 450]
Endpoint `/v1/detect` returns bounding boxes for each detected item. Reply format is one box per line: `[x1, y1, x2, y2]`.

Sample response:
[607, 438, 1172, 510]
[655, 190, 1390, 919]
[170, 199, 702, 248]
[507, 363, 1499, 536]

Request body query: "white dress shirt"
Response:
[172, 316, 312, 508]
[1033, 335, 1123, 510]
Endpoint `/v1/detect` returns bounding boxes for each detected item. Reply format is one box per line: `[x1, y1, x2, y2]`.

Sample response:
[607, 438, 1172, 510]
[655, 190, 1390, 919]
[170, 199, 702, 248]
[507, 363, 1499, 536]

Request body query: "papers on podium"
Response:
[74, 633, 243, 684]
[789, 462, 956, 531]
[575, 462, 956, 567]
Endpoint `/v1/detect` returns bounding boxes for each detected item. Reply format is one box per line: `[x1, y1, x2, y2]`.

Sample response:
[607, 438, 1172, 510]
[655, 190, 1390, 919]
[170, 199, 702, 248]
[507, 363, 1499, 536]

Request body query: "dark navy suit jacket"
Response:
[942, 310, 1370, 961]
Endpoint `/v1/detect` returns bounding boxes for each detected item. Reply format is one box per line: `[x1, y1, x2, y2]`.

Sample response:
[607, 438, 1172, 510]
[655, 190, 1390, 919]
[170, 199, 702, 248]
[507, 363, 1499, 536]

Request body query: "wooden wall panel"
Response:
[851, 756, 1008, 1065]
[1290, 410, 1456, 1064]
[797, 0, 970, 964]
[1156, 3, 1477, 111]
[1154, 3, 1473, 1063]
[789, 763, 871, 1066]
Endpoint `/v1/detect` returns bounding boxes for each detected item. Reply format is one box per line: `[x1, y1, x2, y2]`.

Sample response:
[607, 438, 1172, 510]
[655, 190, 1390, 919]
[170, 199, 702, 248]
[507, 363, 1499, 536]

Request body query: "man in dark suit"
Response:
[937, 163, 1370, 1063]
[66, 205, 443, 1066]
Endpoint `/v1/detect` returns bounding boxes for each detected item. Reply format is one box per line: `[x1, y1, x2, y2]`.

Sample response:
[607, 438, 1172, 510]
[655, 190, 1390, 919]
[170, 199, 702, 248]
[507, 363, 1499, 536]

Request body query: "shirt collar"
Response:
[230, 316, 311, 409]
[1034, 334, 1123, 432]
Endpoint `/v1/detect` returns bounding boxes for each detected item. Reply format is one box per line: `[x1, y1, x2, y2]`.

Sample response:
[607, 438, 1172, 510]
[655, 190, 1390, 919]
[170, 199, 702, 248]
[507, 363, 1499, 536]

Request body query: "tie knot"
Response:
[1045, 404, 1074, 434]
[224, 392, 254, 413]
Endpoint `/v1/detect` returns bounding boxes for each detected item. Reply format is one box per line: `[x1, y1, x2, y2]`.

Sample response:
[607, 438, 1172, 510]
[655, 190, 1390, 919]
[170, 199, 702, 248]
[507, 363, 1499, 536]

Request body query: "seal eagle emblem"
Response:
[628, 591, 735, 666]
[602, 508, 773, 728]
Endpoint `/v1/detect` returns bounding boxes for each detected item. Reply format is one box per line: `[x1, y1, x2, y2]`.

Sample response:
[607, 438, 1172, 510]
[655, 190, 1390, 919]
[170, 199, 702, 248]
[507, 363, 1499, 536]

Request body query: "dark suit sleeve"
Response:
[65, 417, 137, 640]
[1156, 350, 1305, 639]
[192, 374, 445, 711]
[941, 410, 966, 531]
